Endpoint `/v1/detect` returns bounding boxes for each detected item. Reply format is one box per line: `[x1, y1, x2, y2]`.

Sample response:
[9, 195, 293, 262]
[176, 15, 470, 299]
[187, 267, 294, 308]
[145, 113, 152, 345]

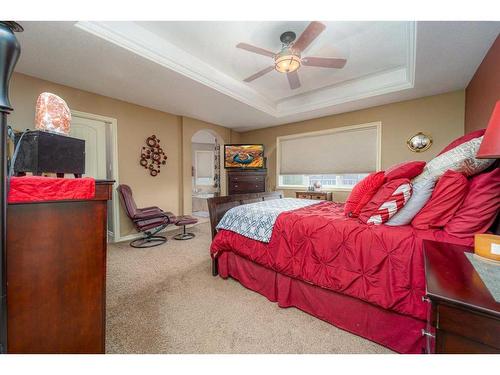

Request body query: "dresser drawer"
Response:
[437, 304, 500, 350]
[227, 170, 267, 195]
[310, 194, 327, 200]
[229, 174, 265, 183]
[295, 192, 332, 200]
[230, 181, 265, 194]
[436, 330, 498, 354]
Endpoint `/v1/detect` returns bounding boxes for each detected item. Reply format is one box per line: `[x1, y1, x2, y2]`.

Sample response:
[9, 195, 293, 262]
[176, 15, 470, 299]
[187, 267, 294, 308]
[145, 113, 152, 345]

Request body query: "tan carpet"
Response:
[106, 222, 392, 353]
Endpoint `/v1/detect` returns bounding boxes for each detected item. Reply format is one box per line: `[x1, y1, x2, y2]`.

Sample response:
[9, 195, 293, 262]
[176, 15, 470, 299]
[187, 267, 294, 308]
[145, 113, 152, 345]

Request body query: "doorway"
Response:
[70, 110, 120, 242]
[191, 130, 219, 219]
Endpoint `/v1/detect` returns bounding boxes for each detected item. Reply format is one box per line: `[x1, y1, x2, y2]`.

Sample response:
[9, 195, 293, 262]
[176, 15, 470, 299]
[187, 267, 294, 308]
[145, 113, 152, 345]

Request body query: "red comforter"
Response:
[211, 201, 473, 321]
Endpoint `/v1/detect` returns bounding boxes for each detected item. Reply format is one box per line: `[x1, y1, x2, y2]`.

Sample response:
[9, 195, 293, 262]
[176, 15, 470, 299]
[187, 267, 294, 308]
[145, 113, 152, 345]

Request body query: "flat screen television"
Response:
[224, 144, 265, 169]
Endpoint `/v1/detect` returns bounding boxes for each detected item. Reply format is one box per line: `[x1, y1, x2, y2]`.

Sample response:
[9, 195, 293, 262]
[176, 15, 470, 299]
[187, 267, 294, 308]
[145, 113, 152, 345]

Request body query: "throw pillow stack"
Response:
[387, 133, 494, 226]
[343, 128, 499, 236]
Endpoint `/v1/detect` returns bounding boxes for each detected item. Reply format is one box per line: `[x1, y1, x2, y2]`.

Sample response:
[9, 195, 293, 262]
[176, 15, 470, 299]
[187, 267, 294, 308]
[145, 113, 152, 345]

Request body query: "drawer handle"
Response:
[234, 185, 238, 188]
[421, 329, 435, 338]
[422, 296, 431, 303]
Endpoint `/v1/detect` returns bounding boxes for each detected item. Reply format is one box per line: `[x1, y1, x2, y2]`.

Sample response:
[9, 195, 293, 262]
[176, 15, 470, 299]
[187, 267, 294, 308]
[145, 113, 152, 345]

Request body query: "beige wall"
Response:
[239, 91, 466, 202]
[9, 72, 236, 238]
[8, 72, 466, 231]
[181, 117, 234, 215]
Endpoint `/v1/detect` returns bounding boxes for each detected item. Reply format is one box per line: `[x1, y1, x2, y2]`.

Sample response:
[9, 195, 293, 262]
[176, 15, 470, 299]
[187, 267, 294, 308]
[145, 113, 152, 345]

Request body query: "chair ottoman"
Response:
[173, 215, 198, 240]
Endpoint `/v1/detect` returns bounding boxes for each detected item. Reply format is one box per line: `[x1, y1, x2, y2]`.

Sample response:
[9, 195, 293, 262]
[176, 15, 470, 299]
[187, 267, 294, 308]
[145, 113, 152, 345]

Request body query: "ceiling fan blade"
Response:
[302, 57, 347, 69]
[287, 71, 301, 90]
[236, 43, 275, 58]
[243, 66, 275, 82]
[292, 21, 326, 53]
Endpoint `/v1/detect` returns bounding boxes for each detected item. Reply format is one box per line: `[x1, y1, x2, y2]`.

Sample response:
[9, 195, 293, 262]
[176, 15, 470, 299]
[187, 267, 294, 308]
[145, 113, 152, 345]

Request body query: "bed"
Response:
[207, 191, 494, 354]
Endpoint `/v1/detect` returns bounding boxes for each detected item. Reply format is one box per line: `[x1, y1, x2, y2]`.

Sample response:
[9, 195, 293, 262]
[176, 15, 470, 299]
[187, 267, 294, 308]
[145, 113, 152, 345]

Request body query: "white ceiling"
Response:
[136, 21, 409, 100]
[14, 21, 500, 131]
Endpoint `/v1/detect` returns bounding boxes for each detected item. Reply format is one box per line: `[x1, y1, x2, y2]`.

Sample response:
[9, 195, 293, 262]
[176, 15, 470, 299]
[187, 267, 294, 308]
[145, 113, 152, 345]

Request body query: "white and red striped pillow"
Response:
[358, 179, 412, 225]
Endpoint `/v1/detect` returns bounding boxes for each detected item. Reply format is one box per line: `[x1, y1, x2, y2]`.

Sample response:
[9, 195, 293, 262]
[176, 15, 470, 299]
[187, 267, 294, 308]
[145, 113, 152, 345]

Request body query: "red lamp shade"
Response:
[477, 100, 500, 159]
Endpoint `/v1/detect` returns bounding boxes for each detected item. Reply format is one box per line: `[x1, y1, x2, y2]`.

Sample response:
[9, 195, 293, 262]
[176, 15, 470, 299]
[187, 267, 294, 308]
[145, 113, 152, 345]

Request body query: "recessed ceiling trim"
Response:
[276, 23, 417, 116]
[276, 66, 413, 116]
[75, 21, 417, 119]
[75, 21, 278, 115]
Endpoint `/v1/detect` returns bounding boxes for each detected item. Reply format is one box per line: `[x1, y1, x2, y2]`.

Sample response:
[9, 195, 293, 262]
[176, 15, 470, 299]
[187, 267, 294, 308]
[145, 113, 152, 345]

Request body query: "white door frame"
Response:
[71, 110, 121, 243]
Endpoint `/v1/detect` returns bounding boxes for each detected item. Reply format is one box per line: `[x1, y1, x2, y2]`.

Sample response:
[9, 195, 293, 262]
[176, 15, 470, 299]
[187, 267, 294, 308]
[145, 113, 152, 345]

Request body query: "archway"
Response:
[190, 129, 222, 219]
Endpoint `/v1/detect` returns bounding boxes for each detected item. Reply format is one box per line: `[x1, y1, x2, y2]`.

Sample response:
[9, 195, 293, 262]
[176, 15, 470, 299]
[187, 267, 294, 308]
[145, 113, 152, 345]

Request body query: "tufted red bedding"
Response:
[210, 201, 473, 322]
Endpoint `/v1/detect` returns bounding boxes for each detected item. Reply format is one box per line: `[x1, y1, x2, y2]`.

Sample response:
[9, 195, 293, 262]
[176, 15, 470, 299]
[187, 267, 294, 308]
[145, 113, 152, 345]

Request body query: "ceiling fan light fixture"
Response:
[274, 50, 301, 74]
[237, 22, 344, 89]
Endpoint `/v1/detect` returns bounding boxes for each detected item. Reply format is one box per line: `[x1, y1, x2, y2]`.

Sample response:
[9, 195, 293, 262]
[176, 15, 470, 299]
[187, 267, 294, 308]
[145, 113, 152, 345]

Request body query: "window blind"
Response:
[196, 151, 214, 178]
[278, 124, 379, 175]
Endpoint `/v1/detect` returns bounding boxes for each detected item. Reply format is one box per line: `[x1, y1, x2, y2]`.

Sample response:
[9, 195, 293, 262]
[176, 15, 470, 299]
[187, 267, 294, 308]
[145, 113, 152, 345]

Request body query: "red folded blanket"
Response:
[8, 176, 96, 203]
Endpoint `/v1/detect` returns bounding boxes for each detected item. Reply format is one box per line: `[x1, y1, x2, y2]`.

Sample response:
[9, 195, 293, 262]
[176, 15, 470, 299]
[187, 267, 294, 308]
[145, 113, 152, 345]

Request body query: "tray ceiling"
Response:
[76, 21, 416, 117]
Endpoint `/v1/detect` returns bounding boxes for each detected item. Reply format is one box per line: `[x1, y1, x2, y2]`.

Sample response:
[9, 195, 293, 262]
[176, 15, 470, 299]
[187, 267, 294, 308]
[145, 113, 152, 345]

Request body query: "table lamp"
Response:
[475, 100, 500, 262]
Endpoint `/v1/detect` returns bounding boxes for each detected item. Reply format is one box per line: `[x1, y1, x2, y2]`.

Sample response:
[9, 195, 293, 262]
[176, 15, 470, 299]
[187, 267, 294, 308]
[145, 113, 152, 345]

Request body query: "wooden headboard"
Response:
[207, 191, 284, 239]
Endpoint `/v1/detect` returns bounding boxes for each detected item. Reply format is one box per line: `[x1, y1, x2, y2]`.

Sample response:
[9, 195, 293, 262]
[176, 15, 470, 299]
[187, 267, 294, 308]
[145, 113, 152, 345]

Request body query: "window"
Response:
[279, 174, 369, 189]
[195, 150, 214, 186]
[277, 123, 381, 190]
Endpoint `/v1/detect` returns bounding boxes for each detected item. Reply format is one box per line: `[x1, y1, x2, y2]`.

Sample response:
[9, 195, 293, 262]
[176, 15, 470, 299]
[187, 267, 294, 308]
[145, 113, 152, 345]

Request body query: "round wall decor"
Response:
[140, 135, 167, 176]
[407, 132, 433, 153]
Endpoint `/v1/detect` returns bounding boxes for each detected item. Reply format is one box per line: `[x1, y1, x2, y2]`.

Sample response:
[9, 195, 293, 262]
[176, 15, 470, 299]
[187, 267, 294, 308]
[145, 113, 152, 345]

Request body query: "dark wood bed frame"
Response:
[207, 191, 283, 275]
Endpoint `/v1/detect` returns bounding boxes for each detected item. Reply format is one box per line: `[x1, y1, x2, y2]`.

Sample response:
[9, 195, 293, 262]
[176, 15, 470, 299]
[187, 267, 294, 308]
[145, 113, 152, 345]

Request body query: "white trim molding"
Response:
[75, 21, 417, 120]
[70, 110, 121, 243]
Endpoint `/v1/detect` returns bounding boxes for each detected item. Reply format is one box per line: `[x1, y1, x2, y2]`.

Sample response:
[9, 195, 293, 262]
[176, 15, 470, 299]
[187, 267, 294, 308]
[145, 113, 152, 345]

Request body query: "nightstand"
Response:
[423, 240, 500, 353]
[295, 191, 332, 201]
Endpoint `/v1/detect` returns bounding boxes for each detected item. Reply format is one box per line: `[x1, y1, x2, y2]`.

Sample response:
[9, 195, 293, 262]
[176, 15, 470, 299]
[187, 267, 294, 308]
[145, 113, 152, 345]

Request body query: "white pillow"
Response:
[414, 136, 494, 183]
[386, 178, 435, 226]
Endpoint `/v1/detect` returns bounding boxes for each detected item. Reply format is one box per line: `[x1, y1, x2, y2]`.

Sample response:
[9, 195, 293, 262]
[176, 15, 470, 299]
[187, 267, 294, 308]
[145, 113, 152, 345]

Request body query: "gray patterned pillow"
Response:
[414, 136, 494, 183]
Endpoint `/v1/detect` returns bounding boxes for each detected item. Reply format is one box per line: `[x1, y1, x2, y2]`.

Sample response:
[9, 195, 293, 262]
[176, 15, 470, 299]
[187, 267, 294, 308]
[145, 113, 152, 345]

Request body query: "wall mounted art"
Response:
[140, 135, 167, 176]
[407, 132, 433, 153]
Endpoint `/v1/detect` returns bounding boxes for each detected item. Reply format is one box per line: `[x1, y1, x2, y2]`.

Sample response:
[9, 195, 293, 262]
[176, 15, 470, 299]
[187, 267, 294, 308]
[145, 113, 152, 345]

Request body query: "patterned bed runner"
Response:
[216, 198, 321, 243]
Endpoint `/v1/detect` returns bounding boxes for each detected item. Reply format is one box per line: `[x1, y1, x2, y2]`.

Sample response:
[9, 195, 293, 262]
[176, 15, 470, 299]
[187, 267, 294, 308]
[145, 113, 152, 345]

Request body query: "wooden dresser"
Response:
[423, 240, 500, 354]
[227, 169, 266, 195]
[296, 191, 332, 201]
[6, 180, 113, 353]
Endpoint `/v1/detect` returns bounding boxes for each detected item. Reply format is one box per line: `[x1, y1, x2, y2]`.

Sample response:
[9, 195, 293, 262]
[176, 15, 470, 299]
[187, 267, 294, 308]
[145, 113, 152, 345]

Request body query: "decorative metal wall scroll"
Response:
[213, 139, 221, 194]
[140, 135, 167, 176]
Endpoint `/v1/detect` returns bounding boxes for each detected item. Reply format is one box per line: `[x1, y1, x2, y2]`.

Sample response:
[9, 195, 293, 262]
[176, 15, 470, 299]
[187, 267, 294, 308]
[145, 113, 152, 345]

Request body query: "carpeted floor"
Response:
[106, 222, 392, 353]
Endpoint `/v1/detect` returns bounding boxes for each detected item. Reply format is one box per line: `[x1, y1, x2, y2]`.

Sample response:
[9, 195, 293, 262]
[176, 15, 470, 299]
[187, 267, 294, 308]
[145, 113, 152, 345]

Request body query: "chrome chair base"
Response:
[130, 235, 167, 248]
[173, 232, 195, 240]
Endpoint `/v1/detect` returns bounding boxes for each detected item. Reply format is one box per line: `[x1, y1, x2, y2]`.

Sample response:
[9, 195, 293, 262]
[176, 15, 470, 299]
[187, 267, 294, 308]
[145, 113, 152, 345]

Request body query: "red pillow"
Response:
[411, 170, 468, 230]
[385, 161, 426, 181]
[445, 168, 500, 238]
[438, 129, 485, 156]
[359, 178, 412, 224]
[344, 171, 385, 217]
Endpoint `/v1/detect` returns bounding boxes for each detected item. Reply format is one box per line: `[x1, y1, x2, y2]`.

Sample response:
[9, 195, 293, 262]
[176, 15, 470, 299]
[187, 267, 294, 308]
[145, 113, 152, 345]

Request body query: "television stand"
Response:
[227, 169, 267, 195]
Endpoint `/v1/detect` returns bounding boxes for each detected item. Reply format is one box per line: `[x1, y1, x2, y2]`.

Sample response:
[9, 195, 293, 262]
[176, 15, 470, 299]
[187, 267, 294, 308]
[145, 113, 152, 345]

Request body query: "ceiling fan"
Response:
[236, 21, 347, 90]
